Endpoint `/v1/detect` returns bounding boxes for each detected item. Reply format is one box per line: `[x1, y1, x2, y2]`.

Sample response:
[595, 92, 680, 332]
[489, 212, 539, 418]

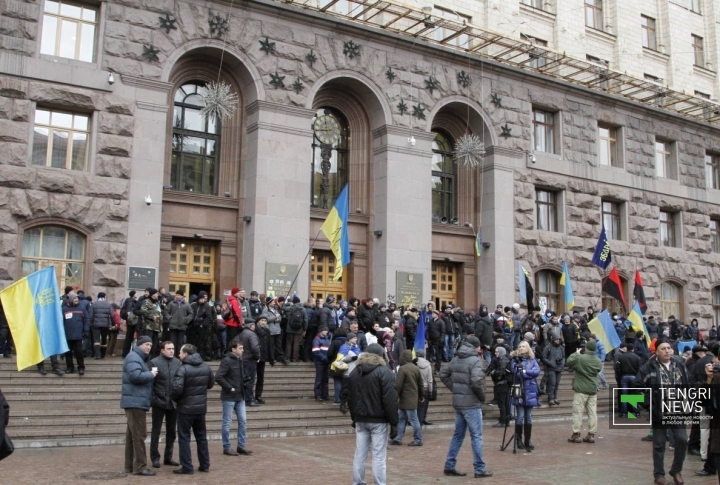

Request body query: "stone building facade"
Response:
[1, 0, 720, 327]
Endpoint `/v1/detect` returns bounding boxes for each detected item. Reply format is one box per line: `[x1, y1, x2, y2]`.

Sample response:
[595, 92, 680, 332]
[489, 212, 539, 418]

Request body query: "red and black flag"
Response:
[602, 267, 627, 310]
[633, 270, 647, 315]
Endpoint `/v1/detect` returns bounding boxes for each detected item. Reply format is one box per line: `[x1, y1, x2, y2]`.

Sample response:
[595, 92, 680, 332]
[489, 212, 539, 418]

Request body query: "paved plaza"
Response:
[4, 418, 717, 484]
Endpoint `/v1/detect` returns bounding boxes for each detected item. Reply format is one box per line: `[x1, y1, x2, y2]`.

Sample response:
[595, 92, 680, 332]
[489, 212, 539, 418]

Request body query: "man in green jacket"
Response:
[566, 340, 602, 444]
[390, 350, 424, 446]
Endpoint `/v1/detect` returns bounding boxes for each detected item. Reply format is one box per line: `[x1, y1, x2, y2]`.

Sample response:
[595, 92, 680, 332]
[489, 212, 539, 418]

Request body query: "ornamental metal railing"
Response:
[265, 0, 720, 126]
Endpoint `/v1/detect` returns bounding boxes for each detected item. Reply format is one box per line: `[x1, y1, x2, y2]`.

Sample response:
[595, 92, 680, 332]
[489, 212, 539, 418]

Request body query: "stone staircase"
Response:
[0, 357, 613, 448]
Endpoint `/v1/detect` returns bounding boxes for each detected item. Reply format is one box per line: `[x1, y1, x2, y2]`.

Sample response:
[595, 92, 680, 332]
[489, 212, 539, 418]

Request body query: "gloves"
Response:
[351, 355, 358, 361]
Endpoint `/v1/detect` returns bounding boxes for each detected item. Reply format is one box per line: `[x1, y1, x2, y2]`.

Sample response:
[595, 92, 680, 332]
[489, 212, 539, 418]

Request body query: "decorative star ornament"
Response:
[425, 76, 440, 94]
[292, 78, 304, 95]
[306, 49, 317, 67]
[259, 37, 276, 55]
[457, 70, 471, 88]
[199, 81, 238, 121]
[397, 100, 408, 115]
[142, 44, 160, 62]
[490, 92, 503, 108]
[158, 14, 177, 34]
[386, 67, 396, 83]
[269, 72, 285, 89]
[343, 40, 360, 59]
[209, 14, 229, 38]
[412, 104, 426, 120]
[453, 134, 485, 168]
[500, 124, 513, 139]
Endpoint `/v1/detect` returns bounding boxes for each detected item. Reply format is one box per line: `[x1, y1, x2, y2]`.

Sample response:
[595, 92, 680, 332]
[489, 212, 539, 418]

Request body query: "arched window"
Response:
[311, 108, 349, 209]
[602, 274, 628, 315]
[431, 131, 456, 222]
[536, 269, 561, 313]
[171, 82, 220, 195]
[22, 226, 85, 289]
[660, 281, 682, 320]
[713, 286, 720, 328]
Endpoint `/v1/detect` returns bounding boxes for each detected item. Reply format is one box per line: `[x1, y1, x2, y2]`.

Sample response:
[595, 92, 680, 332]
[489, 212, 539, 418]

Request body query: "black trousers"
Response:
[270, 334, 285, 362]
[314, 362, 329, 399]
[303, 329, 317, 362]
[496, 383, 510, 425]
[243, 360, 257, 403]
[169, 329, 185, 358]
[65, 339, 84, 370]
[0, 320, 12, 355]
[122, 324, 136, 357]
[37, 355, 60, 371]
[226, 326, 241, 350]
[428, 340, 443, 372]
[143, 329, 160, 358]
[177, 412, 209, 472]
[150, 406, 177, 463]
[653, 425, 687, 478]
[92, 327, 109, 358]
[255, 361, 266, 399]
[418, 388, 430, 424]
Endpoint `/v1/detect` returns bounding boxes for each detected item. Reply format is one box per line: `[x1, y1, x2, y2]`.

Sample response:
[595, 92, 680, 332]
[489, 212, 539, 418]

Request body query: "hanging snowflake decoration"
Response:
[453, 134, 486, 168]
[199, 81, 238, 121]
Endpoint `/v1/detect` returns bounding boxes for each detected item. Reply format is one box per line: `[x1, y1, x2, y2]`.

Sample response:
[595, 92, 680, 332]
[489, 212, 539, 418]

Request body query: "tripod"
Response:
[500, 360, 521, 453]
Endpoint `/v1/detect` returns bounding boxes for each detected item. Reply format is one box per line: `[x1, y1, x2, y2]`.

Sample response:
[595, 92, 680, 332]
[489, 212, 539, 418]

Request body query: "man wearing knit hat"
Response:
[121, 336, 158, 476]
[312, 326, 332, 401]
[566, 340, 602, 444]
[348, 342, 398, 485]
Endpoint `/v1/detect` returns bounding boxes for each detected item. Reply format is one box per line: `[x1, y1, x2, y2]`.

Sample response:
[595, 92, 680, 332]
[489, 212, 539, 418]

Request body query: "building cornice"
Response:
[121, 75, 173, 93]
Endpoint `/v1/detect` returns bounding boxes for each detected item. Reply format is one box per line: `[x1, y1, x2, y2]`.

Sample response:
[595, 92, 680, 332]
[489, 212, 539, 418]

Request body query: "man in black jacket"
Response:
[121, 290, 139, 358]
[254, 316, 272, 404]
[171, 344, 214, 475]
[215, 339, 252, 456]
[614, 344, 643, 418]
[427, 311, 445, 373]
[149, 341, 181, 469]
[404, 308, 418, 350]
[188, 291, 216, 362]
[348, 343, 398, 485]
[440, 337, 492, 478]
[91, 292, 114, 359]
[239, 320, 261, 407]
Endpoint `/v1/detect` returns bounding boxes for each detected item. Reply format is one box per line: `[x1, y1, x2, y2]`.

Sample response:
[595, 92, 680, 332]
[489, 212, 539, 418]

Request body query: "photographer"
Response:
[510, 341, 540, 452]
[488, 347, 511, 428]
[542, 333, 565, 407]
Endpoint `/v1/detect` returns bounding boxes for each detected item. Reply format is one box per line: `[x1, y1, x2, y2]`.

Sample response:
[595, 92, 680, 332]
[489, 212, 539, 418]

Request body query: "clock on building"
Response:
[313, 114, 341, 145]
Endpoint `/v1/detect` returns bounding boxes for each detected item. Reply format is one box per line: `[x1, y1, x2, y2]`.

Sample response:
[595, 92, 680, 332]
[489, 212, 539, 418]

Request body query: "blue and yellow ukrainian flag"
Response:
[587, 310, 621, 351]
[627, 301, 651, 346]
[0, 266, 69, 370]
[321, 184, 351, 282]
[559, 261, 575, 310]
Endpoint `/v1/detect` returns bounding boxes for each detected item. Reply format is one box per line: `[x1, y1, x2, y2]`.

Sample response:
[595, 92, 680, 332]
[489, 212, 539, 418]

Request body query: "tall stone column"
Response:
[371, 126, 434, 306]
[477, 147, 522, 306]
[242, 101, 315, 297]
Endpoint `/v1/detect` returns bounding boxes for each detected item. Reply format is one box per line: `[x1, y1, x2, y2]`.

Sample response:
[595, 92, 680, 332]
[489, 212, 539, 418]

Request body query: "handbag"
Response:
[511, 384, 523, 399]
[429, 375, 438, 402]
[0, 433, 14, 461]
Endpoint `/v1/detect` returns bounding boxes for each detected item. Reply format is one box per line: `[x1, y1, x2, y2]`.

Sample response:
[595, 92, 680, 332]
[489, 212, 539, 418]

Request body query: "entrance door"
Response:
[310, 250, 347, 302]
[432, 261, 457, 309]
[169, 239, 216, 300]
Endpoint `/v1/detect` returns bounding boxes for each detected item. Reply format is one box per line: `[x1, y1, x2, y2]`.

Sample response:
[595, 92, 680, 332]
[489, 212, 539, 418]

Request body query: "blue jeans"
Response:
[620, 374, 636, 415]
[353, 422, 388, 485]
[394, 409, 422, 443]
[444, 408, 486, 474]
[516, 405, 533, 425]
[443, 334, 456, 361]
[221, 400, 247, 450]
[333, 376, 343, 403]
[511, 332, 521, 349]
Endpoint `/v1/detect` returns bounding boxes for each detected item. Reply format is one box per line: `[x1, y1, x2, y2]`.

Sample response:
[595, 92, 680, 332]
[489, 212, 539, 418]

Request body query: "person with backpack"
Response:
[284, 296, 308, 363]
[224, 288, 244, 349]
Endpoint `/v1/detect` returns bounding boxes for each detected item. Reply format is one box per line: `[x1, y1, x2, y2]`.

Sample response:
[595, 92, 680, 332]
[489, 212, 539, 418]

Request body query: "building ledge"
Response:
[694, 65, 716, 81]
[585, 27, 616, 44]
[643, 47, 670, 63]
[310, 207, 370, 224]
[162, 190, 239, 209]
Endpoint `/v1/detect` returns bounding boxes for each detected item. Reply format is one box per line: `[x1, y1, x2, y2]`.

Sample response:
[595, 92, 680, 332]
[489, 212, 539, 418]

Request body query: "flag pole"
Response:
[285, 227, 324, 300]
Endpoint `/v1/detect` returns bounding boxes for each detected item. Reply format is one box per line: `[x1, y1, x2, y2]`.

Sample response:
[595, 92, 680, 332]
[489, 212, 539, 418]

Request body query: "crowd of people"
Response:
[5, 284, 720, 484]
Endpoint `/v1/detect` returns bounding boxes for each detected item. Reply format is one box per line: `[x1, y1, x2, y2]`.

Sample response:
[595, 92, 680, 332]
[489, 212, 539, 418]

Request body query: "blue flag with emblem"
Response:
[592, 225, 612, 269]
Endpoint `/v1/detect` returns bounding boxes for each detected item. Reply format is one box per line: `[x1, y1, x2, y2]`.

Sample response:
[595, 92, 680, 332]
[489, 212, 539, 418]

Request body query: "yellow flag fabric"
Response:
[321, 185, 350, 282]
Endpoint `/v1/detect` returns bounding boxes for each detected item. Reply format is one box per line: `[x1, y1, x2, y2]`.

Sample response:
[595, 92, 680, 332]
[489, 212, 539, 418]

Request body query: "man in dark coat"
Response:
[390, 350, 424, 446]
[91, 292, 114, 359]
[171, 344, 214, 474]
[254, 316, 272, 404]
[348, 343, 398, 485]
[62, 292, 89, 375]
[357, 299, 378, 333]
[239, 320, 261, 406]
[187, 291, 216, 361]
[440, 337, 492, 478]
[163, 290, 193, 358]
[404, 308, 419, 350]
[120, 336, 157, 476]
[475, 306, 493, 366]
[149, 341, 181, 469]
[427, 311, 445, 372]
[215, 338, 252, 456]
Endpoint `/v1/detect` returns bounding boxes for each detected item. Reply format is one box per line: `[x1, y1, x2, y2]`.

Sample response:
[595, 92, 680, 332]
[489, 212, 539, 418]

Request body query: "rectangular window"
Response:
[696, 90, 711, 99]
[520, 0, 544, 9]
[641, 15, 657, 50]
[585, 0, 603, 30]
[693, 35, 705, 67]
[523, 34, 548, 69]
[40, 1, 97, 63]
[533, 109, 555, 153]
[655, 138, 676, 179]
[32, 108, 89, 171]
[598, 123, 618, 167]
[432, 6, 471, 48]
[690, 0, 701, 13]
[711, 220, 720, 253]
[707, 153, 720, 189]
[660, 211, 676, 247]
[644, 73, 662, 83]
[602, 201, 622, 240]
[536, 189, 558, 232]
[587, 55, 609, 88]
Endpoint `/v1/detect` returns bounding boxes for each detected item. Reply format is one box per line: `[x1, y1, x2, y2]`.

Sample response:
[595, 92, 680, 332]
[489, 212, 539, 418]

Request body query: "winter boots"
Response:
[568, 432, 582, 443]
[524, 423, 534, 451]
